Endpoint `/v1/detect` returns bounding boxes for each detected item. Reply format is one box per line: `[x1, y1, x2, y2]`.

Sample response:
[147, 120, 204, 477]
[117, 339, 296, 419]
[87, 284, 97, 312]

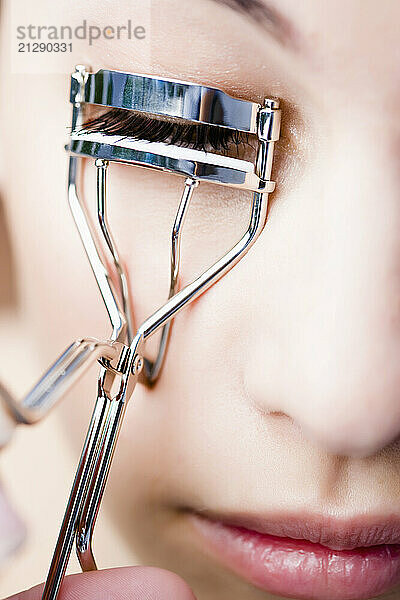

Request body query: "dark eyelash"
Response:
[79, 108, 254, 155]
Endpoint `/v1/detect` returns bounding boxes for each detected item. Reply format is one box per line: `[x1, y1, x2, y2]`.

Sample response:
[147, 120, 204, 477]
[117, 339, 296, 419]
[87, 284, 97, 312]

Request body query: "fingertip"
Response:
[5, 566, 196, 600]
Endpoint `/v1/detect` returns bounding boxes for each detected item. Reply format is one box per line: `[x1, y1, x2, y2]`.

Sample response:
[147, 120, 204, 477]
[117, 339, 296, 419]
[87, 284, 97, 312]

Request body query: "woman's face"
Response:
[2, 1, 400, 598]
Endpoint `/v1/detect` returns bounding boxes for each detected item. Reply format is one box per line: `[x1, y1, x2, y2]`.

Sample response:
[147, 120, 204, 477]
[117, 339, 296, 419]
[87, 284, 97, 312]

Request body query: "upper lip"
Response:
[194, 510, 400, 551]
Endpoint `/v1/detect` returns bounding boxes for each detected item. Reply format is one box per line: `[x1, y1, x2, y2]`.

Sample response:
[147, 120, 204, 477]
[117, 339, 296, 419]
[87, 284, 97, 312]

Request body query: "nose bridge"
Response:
[246, 125, 400, 458]
[298, 135, 400, 457]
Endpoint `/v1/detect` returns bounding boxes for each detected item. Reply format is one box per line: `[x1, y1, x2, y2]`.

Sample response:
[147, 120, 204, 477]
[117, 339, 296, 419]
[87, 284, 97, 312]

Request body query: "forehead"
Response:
[3, 0, 400, 111]
[101, 0, 400, 107]
[276, 0, 400, 92]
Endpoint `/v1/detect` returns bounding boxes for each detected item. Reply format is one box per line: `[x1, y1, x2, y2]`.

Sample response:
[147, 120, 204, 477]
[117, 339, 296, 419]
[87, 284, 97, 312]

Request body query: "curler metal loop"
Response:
[68, 155, 126, 342]
[96, 158, 135, 344]
[144, 176, 199, 384]
[139, 189, 268, 342]
[0, 338, 117, 426]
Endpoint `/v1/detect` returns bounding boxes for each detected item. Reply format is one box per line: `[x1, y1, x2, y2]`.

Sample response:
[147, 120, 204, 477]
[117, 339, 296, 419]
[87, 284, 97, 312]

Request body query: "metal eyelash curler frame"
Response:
[1, 65, 281, 599]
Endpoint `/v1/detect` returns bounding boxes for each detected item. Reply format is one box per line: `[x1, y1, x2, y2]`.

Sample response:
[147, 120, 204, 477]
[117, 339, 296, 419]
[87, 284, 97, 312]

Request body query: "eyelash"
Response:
[80, 108, 254, 155]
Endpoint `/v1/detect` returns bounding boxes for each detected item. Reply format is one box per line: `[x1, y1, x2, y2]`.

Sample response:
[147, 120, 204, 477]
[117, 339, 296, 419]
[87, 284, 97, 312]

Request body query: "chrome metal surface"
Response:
[258, 103, 281, 142]
[38, 66, 281, 600]
[0, 339, 116, 426]
[96, 159, 135, 344]
[139, 190, 267, 341]
[68, 132, 275, 192]
[66, 66, 280, 382]
[41, 335, 143, 598]
[68, 158, 126, 342]
[144, 177, 198, 383]
[71, 69, 261, 132]
[68, 68, 281, 193]
[68, 67, 127, 343]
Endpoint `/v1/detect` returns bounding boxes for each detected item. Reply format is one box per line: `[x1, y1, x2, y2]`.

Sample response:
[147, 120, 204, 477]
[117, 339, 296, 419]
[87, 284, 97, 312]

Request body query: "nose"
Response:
[244, 126, 400, 458]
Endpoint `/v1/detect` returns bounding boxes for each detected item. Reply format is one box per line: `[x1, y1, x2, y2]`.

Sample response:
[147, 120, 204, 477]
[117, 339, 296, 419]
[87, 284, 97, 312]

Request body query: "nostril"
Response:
[249, 382, 400, 458]
[250, 399, 294, 422]
[260, 409, 289, 418]
[242, 329, 400, 458]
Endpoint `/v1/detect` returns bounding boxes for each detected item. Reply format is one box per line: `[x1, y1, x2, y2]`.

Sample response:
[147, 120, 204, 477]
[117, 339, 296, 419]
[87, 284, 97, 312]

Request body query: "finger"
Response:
[5, 566, 197, 600]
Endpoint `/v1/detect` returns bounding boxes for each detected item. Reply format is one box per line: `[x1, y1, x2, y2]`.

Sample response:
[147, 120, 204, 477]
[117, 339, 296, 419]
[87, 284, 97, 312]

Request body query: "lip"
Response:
[189, 511, 400, 600]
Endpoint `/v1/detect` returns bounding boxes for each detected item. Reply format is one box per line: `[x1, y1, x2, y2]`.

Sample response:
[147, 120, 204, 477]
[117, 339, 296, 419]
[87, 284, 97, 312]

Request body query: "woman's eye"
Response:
[80, 108, 257, 157]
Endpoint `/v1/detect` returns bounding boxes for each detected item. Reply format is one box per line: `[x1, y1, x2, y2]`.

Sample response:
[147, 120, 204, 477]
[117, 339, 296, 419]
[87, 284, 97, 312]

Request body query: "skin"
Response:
[6, 568, 196, 600]
[1, 0, 400, 598]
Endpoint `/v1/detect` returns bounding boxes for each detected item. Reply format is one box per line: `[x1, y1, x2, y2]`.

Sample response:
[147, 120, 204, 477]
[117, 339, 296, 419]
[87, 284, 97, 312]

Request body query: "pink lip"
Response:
[189, 512, 400, 600]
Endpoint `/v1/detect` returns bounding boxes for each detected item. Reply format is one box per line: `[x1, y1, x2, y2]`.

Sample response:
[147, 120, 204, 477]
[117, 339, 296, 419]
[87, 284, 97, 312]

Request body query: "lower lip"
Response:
[190, 515, 400, 600]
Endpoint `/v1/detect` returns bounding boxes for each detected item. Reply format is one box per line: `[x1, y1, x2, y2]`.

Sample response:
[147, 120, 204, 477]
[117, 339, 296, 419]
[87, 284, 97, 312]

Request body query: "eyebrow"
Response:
[214, 0, 299, 49]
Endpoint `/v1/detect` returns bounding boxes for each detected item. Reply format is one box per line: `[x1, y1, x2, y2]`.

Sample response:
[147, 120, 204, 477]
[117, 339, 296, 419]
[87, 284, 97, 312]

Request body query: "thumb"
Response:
[5, 566, 197, 600]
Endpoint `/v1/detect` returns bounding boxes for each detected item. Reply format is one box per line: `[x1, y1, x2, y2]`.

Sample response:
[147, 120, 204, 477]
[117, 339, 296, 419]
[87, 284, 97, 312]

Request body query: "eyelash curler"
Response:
[0, 65, 281, 599]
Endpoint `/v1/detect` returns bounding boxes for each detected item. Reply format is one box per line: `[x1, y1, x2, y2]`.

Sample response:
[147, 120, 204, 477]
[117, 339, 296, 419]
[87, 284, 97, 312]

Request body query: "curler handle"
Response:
[0, 338, 117, 426]
[41, 334, 143, 600]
